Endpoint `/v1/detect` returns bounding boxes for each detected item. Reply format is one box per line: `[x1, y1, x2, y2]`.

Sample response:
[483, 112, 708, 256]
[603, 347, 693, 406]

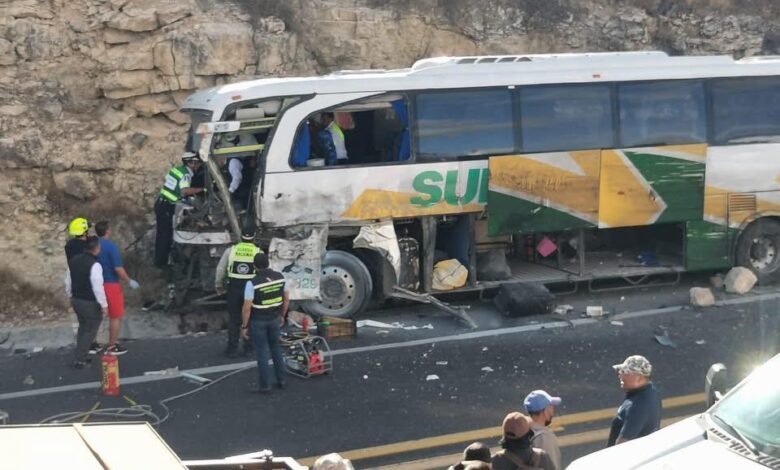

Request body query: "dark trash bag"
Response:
[494, 282, 554, 317]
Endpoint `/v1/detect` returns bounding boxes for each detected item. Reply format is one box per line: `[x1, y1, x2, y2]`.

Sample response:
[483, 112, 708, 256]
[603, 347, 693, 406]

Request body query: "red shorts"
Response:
[104, 282, 125, 319]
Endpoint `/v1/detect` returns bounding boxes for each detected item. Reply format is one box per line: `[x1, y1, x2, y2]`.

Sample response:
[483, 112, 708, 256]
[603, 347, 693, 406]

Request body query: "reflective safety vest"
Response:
[227, 242, 261, 279]
[159, 165, 190, 203]
[251, 270, 286, 316]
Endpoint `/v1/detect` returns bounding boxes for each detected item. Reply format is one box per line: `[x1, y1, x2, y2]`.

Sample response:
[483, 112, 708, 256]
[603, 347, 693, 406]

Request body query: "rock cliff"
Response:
[1, 0, 778, 317]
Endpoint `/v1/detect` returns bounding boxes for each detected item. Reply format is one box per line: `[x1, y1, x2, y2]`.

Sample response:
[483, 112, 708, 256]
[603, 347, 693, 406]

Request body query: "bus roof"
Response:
[181, 51, 780, 117]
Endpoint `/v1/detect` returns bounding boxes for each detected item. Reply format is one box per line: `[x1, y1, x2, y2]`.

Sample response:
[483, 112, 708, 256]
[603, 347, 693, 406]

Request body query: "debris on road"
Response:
[144, 367, 179, 376]
[725, 267, 757, 294]
[426, 374, 440, 381]
[553, 304, 574, 315]
[586, 306, 605, 317]
[435, 361, 448, 366]
[710, 273, 725, 290]
[689, 287, 715, 307]
[362, 375, 369, 380]
[482, 347, 488, 352]
[654, 332, 677, 348]
[481, 366, 494, 372]
[356, 320, 400, 329]
[610, 320, 624, 326]
[23, 375, 34, 386]
[696, 339, 707, 345]
[494, 282, 554, 317]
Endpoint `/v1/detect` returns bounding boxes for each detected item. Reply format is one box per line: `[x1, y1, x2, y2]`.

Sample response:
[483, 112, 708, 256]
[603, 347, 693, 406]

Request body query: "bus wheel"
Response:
[736, 218, 780, 284]
[303, 250, 373, 318]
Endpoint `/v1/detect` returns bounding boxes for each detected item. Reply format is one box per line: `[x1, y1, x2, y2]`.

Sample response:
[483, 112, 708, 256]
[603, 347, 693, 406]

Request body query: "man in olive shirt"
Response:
[607, 355, 662, 447]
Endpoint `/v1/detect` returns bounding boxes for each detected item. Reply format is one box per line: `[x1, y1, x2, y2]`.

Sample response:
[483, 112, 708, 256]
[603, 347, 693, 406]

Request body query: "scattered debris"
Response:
[180, 372, 212, 385]
[654, 332, 677, 348]
[610, 320, 624, 326]
[481, 366, 494, 373]
[586, 306, 605, 317]
[356, 320, 399, 329]
[426, 374, 440, 381]
[494, 282, 554, 317]
[689, 287, 715, 307]
[482, 347, 488, 352]
[724, 267, 757, 294]
[363, 375, 369, 380]
[23, 375, 34, 386]
[435, 361, 448, 366]
[553, 305, 574, 315]
[619, 296, 626, 302]
[710, 273, 725, 290]
[695, 339, 707, 345]
[143, 366, 179, 376]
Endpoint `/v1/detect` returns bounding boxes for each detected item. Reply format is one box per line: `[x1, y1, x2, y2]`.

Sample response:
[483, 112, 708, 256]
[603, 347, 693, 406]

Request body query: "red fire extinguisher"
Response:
[101, 354, 120, 396]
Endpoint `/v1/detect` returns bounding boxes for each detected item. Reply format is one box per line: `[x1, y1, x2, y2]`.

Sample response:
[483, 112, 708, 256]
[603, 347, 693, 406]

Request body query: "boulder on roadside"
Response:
[690, 287, 715, 307]
[724, 267, 758, 294]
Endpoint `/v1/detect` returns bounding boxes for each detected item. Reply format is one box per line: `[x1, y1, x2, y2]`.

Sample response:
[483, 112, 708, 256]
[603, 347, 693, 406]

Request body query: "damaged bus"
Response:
[172, 51, 780, 317]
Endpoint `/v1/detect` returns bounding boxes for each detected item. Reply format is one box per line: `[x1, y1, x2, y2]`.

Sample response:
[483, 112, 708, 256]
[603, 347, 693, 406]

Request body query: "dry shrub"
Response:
[0, 268, 67, 319]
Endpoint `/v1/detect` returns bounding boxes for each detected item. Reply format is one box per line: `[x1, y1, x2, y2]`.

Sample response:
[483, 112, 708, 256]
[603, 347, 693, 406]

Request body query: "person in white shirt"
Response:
[64, 236, 108, 369]
[228, 157, 243, 195]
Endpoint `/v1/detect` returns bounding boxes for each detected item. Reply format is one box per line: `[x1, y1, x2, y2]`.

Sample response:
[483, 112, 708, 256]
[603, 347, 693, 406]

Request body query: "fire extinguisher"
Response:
[308, 347, 324, 375]
[101, 354, 120, 396]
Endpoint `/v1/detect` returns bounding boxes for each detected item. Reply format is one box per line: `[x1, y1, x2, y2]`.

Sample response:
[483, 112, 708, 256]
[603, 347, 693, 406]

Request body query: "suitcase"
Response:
[494, 282, 554, 317]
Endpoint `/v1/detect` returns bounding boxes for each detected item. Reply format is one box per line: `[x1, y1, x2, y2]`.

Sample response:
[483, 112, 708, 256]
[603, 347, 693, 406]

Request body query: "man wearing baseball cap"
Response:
[524, 390, 563, 470]
[492, 411, 555, 470]
[607, 355, 662, 447]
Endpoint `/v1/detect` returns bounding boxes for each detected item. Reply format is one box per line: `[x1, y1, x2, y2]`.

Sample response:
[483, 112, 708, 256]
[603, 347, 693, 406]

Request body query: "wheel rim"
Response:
[318, 266, 357, 310]
[749, 235, 780, 272]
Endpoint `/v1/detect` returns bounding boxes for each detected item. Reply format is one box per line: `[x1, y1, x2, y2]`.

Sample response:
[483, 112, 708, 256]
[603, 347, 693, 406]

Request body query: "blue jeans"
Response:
[249, 317, 286, 389]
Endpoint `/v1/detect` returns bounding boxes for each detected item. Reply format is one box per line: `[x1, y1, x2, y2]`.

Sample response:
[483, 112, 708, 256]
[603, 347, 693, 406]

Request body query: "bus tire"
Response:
[736, 218, 780, 284]
[302, 250, 373, 318]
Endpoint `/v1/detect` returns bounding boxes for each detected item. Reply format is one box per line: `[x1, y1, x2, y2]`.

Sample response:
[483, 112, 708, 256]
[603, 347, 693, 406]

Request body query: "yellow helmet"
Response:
[68, 217, 90, 237]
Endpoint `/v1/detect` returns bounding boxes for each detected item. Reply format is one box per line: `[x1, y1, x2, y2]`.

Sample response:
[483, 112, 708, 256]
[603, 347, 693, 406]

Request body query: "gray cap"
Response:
[612, 355, 652, 376]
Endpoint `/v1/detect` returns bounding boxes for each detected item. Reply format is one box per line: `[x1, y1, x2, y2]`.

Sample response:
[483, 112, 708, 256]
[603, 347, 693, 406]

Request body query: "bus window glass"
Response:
[618, 80, 706, 147]
[519, 84, 613, 152]
[415, 89, 515, 158]
[711, 77, 780, 145]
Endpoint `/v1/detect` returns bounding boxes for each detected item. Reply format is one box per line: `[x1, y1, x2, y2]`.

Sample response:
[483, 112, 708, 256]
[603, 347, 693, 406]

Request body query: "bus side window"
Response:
[414, 88, 515, 159]
[519, 84, 613, 153]
[618, 80, 707, 147]
[711, 77, 780, 145]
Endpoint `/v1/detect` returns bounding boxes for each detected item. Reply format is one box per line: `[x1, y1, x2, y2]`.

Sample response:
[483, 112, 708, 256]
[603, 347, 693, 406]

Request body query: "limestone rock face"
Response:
[1, 0, 780, 306]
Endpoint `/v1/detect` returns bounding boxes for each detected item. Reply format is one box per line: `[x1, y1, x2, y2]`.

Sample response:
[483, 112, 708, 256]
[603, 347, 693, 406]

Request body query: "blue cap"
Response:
[524, 390, 562, 413]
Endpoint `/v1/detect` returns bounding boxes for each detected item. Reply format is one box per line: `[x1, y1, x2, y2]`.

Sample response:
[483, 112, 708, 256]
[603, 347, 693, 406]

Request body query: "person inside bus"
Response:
[318, 112, 348, 165]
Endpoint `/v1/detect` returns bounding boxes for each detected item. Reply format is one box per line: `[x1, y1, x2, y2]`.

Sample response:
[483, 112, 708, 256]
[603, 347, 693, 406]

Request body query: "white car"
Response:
[567, 353, 780, 469]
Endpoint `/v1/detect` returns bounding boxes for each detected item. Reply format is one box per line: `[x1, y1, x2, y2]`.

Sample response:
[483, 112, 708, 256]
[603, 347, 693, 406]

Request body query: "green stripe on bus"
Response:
[487, 190, 594, 236]
[623, 152, 705, 224]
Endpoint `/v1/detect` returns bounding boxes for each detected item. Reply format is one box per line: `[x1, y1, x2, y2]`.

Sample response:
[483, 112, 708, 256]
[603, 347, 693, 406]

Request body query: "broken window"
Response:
[291, 94, 411, 168]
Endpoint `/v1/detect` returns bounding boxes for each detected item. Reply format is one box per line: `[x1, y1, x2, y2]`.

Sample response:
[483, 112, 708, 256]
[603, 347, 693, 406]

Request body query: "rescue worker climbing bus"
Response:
[167, 51, 780, 318]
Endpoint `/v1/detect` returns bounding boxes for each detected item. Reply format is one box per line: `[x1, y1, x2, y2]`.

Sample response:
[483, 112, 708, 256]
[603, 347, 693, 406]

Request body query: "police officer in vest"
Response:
[241, 252, 288, 393]
[215, 227, 262, 358]
[154, 152, 205, 268]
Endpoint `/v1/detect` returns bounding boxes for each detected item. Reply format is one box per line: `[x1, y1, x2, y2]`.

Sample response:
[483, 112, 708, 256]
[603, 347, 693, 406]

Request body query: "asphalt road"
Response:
[1, 278, 779, 469]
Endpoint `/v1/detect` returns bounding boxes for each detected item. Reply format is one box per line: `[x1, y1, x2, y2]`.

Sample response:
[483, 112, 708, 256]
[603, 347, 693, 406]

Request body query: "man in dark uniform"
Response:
[215, 228, 262, 358]
[154, 152, 205, 268]
[607, 355, 662, 446]
[241, 253, 288, 393]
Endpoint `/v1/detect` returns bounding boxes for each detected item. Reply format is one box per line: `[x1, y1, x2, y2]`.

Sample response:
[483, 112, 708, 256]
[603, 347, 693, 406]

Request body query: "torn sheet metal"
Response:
[268, 226, 328, 300]
[352, 220, 401, 280]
